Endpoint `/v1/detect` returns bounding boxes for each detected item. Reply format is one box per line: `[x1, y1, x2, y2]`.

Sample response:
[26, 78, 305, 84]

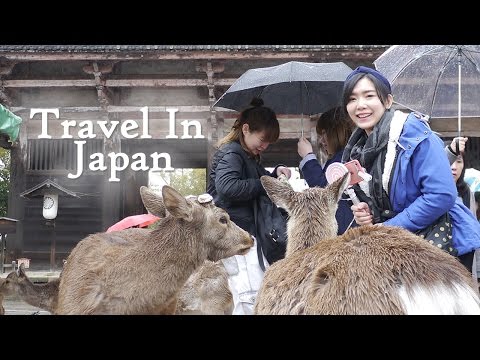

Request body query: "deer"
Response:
[176, 260, 233, 315]
[55, 185, 253, 315]
[2, 261, 233, 316]
[1, 260, 232, 315]
[254, 174, 480, 315]
[0, 263, 59, 314]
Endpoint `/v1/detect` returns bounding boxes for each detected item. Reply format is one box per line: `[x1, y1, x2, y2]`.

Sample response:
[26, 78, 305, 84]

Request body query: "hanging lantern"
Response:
[42, 193, 59, 220]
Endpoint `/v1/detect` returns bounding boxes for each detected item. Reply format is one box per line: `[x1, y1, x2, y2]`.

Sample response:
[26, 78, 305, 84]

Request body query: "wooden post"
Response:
[47, 219, 56, 271]
[1, 233, 5, 273]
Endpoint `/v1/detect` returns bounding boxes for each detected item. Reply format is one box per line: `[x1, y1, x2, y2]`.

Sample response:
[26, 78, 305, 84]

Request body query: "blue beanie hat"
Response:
[345, 66, 392, 93]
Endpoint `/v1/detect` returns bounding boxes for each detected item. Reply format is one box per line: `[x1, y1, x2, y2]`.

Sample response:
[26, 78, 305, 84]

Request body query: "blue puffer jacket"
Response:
[385, 112, 480, 255]
[300, 149, 356, 235]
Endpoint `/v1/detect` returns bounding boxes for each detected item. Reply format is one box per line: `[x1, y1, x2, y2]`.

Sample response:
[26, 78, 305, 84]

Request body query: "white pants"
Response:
[221, 237, 268, 315]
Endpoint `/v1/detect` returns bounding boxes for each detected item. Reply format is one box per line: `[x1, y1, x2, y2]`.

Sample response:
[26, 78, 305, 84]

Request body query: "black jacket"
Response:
[207, 141, 276, 234]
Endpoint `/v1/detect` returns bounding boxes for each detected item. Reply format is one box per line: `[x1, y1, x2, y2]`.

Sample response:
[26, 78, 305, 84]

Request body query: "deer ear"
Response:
[18, 263, 26, 277]
[328, 172, 350, 203]
[162, 185, 194, 222]
[260, 176, 294, 211]
[140, 186, 167, 217]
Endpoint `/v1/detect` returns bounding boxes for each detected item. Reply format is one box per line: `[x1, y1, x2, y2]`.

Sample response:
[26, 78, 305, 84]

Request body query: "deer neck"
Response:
[139, 220, 208, 286]
[286, 216, 337, 256]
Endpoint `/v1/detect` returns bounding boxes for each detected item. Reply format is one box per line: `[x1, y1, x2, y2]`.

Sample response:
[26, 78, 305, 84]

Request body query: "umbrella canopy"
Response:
[374, 45, 480, 137]
[106, 213, 160, 233]
[465, 168, 480, 193]
[213, 61, 353, 115]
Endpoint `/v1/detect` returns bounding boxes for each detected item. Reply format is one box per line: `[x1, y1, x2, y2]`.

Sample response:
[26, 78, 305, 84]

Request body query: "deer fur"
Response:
[176, 260, 233, 315]
[1, 263, 59, 314]
[1, 261, 231, 316]
[56, 185, 253, 315]
[0, 278, 5, 315]
[254, 174, 480, 315]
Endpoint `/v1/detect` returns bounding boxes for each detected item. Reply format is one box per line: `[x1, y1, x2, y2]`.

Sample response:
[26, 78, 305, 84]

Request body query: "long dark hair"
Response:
[456, 155, 471, 208]
[444, 140, 471, 207]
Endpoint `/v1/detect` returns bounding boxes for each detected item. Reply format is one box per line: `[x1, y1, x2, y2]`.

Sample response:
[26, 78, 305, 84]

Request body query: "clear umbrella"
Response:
[374, 45, 480, 137]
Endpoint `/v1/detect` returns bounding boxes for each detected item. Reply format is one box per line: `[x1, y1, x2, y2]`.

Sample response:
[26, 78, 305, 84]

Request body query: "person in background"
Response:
[445, 137, 479, 279]
[342, 66, 480, 274]
[475, 192, 480, 222]
[297, 106, 356, 234]
[445, 137, 476, 215]
[207, 97, 291, 315]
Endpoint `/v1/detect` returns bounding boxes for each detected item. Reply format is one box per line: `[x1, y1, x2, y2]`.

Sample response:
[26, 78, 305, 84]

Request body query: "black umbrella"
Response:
[374, 45, 480, 137]
[213, 61, 353, 135]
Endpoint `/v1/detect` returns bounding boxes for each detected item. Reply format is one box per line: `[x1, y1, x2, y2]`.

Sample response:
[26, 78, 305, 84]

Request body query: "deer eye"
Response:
[219, 216, 228, 224]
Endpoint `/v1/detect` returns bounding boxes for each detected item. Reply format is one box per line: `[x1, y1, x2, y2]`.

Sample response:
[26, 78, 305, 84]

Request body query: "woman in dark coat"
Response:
[207, 97, 291, 315]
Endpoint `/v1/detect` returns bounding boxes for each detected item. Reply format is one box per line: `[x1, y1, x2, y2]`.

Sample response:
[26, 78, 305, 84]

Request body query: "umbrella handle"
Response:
[455, 138, 460, 156]
[301, 115, 304, 138]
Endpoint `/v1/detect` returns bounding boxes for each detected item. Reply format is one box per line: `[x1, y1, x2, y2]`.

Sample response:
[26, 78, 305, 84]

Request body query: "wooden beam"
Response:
[2, 78, 236, 87]
[0, 49, 386, 62]
[105, 79, 235, 87]
[11, 105, 213, 113]
[430, 117, 480, 137]
[82, 62, 115, 74]
[4, 79, 96, 87]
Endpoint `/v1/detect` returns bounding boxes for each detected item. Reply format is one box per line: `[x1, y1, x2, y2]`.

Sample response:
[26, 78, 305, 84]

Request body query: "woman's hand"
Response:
[297, 137, 313, 158]
[351, 202, 373, 226]
[276, 166, 291, 179]
[450, 137, 468, 154]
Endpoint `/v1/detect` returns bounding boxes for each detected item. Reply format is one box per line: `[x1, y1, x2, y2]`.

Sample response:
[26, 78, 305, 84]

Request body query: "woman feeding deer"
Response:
[207, 97, 291, 315]
[341, 66, 480, 272]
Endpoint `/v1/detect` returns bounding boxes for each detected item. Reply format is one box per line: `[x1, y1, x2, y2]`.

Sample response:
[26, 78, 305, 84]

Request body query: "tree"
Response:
[169, 168, 206, 196]
[0, 148, 10, 216]
[151, 168, 206, 197]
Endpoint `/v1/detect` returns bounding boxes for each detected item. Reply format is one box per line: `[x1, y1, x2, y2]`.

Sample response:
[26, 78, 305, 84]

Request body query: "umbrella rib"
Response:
[462, 48, 480, 73]
[428, 49, 458, 116]
[389, 45, 445, 83]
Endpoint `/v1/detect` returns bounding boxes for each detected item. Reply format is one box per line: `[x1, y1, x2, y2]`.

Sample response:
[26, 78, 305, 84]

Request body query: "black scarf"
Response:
[342, 110, 395, 222]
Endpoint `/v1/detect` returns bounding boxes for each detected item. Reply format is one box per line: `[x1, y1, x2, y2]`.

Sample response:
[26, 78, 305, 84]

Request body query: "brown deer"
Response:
[1, 263, 59, 314]
[254, 174, 480, 315]
[56, 185, 253, 315]
[176, 260, 233, 315]
[1, 261, 231, 316]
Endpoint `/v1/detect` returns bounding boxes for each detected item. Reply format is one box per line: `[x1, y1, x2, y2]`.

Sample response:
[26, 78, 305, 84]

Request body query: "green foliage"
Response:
[152, 168, 206, 197]
[169, 168, 206, 196]
[0, 148, 10, 216]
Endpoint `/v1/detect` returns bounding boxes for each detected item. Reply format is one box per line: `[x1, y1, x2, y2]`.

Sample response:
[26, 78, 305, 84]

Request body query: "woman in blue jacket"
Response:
[342, 66, 480, 273]
[297, 106, 355, 234]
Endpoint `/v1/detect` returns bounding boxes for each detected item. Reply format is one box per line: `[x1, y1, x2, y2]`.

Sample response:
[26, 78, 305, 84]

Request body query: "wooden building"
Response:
[0, 45, 478, 268]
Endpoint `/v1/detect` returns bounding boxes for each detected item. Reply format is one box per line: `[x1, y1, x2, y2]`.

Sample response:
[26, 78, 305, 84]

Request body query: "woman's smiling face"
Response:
[346, 77, 393, 135]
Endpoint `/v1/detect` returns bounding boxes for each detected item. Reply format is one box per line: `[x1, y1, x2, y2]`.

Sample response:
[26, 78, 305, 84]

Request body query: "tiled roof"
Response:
[0, 45, 388, 53]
